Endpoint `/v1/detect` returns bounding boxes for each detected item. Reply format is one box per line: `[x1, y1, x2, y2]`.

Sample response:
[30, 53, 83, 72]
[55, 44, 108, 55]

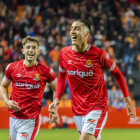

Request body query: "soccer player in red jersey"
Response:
[0, 36, 56, 140]
[49, 20, 136, 140]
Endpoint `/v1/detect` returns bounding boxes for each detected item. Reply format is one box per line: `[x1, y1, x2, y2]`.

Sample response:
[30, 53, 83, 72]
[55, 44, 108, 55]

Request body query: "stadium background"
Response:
[0, 0, 140, 139]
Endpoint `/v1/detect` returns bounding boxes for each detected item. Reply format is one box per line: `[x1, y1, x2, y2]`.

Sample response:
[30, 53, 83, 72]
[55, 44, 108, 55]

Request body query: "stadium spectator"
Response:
[0, 0, 140, 107]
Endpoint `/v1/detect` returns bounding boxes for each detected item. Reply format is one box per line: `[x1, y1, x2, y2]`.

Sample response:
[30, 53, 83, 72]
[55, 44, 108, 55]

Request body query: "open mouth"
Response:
[72, 36, 77, 40]
[28, 54, 34, 57]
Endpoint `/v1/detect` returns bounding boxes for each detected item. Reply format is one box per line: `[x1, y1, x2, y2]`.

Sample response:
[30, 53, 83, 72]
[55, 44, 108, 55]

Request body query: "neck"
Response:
[24, 59, 36, 67]
[73, 43, 88, 52]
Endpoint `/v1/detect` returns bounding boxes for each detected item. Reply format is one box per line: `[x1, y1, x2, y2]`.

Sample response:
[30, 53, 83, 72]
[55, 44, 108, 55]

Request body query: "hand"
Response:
[48, 98, 59, 123]
[49, 111, 59, 123]
[5, 99, 21, 112]
[124, 96, 136, 119]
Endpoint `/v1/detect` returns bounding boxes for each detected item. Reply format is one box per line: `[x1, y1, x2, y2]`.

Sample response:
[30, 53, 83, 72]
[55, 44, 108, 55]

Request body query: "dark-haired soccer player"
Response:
[49, 19, 136, 140]
[0, 35, 56, 140]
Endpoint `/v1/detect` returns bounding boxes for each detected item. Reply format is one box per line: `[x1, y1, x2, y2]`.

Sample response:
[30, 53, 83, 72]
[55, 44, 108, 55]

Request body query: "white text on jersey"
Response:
[15, 82, 40, 89]
[67, 69, 93, 78]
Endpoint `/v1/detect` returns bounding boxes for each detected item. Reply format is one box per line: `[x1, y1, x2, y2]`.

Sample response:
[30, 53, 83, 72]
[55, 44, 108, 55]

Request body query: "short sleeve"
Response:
[59, 50, 66, 73]
[100, 49, 116, 72]
[47, 67, 56, 85]
[4, 63, 13, 82]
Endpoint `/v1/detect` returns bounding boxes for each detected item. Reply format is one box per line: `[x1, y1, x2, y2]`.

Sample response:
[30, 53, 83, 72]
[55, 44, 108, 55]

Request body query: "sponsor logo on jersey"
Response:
[67, 69, 93, 78]
[15, 82, 40, 89]
[33, 73, 41, 81]
[87, 118, 96, 123]
[17, 73, 22, 77]
[21, 132, 29, 138]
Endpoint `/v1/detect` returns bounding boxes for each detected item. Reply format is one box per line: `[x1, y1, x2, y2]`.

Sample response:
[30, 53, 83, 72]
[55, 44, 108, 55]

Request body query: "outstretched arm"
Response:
[100, 49, 136, 119]
[111, 66, 136, 119]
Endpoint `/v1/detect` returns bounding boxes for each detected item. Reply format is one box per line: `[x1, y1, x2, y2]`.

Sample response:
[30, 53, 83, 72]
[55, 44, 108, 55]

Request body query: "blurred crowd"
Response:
[0, 0, 140, 108]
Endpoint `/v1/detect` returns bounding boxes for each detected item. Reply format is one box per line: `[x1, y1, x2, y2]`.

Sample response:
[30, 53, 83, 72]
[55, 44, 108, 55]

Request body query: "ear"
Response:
[22, 49, 25, 54]
[38, 49, 41, 54]
[87, 31, 90, 36]
[85, 31, 90, 37]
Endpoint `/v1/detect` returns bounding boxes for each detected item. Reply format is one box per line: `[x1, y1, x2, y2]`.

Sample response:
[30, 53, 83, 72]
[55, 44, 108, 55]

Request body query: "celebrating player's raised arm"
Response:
[0, 78, 20, 112]
[101, 49, 136, 119]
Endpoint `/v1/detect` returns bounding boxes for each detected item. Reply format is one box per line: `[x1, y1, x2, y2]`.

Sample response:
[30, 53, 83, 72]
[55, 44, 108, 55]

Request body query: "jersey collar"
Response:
[72, 44, 91, 52]
[23, 60, 38, 66]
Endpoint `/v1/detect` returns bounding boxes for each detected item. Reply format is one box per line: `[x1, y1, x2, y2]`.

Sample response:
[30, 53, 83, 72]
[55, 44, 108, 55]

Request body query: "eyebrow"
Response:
[70, 26, 81, 29]
[25, 44, 37, 47]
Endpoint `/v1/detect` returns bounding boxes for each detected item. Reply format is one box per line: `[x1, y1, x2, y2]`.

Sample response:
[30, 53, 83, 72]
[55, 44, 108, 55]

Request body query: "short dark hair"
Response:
[75, 19, 90, 31]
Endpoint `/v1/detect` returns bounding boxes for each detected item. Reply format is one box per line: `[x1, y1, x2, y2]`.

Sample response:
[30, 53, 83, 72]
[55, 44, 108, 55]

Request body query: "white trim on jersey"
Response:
[72, 45, 91, 51]
[87, 45, 91, 51]
[59, 66, 66, 73]
[4, 76, 11, 82]
[23, 60, 38, 66]
[108, 62, 116, 72]
[49, 78, 57, 85]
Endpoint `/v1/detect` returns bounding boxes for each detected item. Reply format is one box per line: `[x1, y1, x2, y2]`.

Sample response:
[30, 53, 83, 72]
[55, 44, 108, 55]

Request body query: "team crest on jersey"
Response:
[85, 60, 93, 67]
[33, 74, 41, 81]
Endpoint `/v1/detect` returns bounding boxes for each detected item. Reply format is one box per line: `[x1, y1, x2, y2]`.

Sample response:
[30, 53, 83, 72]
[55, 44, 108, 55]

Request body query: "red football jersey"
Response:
[4, 60, 56, 119]
[58, 45, 115, 116]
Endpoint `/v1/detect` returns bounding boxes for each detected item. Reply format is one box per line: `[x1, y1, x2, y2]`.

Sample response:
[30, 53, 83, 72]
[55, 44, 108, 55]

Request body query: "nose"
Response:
[70, 28, 75, 34]
[29, 47, 33, 51]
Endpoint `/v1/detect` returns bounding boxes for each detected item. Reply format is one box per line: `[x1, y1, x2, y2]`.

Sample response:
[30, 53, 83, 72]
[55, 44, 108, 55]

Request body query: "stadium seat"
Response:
[108, 47, 114, 56]
[58, 100, 64, 108]
[46, 100, 64, 108]
[46, 100, 51, 107]
[14, 16, 19, 23]
[8, 86, 12, 94]
[121, 16, 126, 24]
[0, 22, 5, 30]
[1, 40, 7, 48]
[132, 100, 136, 106]
[0, 100, 4, 107]
[137, 54, 140, 62]
[17, 6, 24, 16]
[36, 16, 42, 22]
[64, 99, 71, 107]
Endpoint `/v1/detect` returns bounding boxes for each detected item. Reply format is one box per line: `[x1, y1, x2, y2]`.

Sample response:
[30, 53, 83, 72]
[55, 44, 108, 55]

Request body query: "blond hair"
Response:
[22, 35, 39, 47]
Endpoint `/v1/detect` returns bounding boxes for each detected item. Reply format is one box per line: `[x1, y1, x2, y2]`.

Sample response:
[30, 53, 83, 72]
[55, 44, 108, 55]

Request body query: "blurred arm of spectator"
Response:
[0, 1, 7, 19]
